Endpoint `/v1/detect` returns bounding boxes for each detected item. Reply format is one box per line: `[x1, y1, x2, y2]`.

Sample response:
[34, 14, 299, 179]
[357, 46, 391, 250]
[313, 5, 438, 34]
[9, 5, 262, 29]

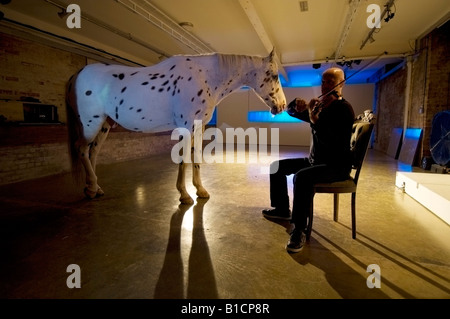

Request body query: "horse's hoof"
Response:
[180, 196, 194, 205]
[196, 187, 210, 199]
[197, 191, 210, 199]
[96, 187, 105, 197]
[84, 187, 97, 199]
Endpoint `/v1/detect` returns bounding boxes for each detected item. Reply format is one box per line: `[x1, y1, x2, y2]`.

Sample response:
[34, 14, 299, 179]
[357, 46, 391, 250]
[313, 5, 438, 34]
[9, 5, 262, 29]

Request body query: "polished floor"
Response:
[1, 146, 450, 299]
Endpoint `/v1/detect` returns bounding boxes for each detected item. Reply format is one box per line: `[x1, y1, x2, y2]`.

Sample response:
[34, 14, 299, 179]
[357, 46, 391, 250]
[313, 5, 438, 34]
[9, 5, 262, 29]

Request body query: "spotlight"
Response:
[57, 9, 68, 19]
[337, 57, 346, 67]
[384, 12, 395, 22]
[312, 63, 321, 69]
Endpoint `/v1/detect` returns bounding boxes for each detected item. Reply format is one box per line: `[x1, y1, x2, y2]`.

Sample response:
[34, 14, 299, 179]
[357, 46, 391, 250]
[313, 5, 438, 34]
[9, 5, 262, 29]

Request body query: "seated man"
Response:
[262, 67, 355, 253]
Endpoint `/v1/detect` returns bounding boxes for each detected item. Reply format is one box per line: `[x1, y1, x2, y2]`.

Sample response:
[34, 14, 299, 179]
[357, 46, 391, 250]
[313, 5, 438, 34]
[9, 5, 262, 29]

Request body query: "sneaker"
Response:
[286, 228, 306, 253]
[262, 208, 291, 221]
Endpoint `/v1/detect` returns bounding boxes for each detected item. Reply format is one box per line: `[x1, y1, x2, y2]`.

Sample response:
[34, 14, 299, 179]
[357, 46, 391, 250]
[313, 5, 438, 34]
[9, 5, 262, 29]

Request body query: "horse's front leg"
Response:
[177, 161, 194, 205]
[192, 126, 209, 199]
[193, 163, 210, 199]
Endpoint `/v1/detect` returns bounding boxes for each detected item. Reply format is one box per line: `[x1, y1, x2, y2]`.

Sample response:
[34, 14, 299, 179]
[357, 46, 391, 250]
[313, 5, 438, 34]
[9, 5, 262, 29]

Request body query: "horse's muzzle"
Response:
[271, 102, 286, 115]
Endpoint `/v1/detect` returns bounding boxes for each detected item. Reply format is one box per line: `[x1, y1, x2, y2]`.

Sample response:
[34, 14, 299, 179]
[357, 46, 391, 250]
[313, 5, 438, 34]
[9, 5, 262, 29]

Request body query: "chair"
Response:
[306, 111, 375, 240]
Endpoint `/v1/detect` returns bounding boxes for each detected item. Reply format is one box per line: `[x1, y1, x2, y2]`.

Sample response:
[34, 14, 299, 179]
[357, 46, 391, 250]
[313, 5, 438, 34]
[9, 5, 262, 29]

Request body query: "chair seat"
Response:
[314, 178, 357, 193]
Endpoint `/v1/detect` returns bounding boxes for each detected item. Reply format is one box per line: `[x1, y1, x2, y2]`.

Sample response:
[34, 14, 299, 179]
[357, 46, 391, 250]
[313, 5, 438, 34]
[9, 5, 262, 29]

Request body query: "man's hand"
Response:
[294, 98, 308, 112]
[308, 98, 321, 123]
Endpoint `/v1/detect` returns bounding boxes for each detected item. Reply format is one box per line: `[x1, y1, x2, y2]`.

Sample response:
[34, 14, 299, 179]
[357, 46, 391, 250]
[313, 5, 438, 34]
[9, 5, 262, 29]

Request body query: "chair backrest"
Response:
[350, 111, 375, 183]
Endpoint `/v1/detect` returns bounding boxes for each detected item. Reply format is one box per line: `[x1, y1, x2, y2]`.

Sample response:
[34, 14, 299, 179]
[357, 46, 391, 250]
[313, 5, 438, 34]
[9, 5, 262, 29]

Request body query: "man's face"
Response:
[321, 74, 339, 94]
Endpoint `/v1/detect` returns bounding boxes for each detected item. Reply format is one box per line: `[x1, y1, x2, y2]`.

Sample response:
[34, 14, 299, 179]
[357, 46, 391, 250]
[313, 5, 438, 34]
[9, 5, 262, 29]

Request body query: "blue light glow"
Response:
[405, 128, 422, 140]
[207, 108, 217, 125]
[281, 70, 322, 87]
[397, 163, 413, 172]
[248, 111, 302, 123]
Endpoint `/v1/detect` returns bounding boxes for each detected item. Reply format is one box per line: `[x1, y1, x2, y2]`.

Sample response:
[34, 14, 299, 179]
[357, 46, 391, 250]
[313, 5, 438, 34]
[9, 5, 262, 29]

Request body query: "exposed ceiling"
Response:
[1, 0, 449, 86]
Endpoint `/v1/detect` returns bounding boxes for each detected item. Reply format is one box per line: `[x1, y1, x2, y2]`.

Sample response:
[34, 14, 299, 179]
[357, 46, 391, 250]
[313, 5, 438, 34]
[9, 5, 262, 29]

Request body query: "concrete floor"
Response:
[1, 146, 450, 299]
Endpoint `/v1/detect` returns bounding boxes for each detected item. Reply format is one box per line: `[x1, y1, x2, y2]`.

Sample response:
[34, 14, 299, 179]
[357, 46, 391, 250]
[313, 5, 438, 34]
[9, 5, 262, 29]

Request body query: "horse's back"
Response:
[71, 60, 198, 134]
[69, 55, 224, 135]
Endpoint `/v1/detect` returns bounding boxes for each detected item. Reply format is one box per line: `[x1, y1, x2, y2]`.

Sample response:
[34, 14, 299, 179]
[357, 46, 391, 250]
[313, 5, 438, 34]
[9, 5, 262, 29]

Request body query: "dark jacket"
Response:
[287, 98, 355, 172]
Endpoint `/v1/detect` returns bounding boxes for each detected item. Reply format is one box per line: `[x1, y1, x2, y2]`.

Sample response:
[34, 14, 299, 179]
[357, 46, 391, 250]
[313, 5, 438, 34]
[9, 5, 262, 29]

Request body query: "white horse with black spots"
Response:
[66, 50, 286, 204]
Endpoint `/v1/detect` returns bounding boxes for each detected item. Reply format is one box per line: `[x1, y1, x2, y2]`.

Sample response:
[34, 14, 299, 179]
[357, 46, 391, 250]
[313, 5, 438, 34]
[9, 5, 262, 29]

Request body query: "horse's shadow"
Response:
[154, 198, 218, 299]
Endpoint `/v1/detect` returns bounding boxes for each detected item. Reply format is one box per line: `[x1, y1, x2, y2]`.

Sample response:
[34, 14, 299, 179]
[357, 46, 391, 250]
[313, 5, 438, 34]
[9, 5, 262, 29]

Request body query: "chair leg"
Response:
[351, 192, 356, 239]
[333, 194, 339, 221]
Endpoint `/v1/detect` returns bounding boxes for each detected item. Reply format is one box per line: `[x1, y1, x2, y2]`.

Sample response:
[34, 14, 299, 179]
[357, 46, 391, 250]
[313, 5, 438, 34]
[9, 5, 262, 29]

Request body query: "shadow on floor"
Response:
[154, 198, 218, 299]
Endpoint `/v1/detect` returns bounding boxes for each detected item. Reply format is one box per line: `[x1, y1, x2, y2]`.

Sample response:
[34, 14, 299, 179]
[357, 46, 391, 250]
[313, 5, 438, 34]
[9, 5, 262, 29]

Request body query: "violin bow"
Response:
[318, 51, 388, 99]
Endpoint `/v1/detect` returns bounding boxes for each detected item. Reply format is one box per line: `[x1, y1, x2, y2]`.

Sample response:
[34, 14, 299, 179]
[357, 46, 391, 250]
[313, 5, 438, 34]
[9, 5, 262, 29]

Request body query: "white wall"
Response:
[216, 83, 375, 146]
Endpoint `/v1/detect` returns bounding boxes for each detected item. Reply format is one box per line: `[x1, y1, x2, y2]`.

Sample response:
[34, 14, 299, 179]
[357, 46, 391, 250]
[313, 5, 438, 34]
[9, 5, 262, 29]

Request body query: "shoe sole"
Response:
[262, 212, 291, 221]
[286, 244, 304, 253]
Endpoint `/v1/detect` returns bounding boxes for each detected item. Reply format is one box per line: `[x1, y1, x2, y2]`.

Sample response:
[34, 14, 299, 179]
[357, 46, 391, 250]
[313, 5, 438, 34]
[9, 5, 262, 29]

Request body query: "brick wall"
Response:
[0, 32, 177, 185]
[373, 21, 450, 165]
[0, 125, 177, 185]
[373, 67, 407, 153]
[0, 32, 86, 121]
[422, 22, 450, 158]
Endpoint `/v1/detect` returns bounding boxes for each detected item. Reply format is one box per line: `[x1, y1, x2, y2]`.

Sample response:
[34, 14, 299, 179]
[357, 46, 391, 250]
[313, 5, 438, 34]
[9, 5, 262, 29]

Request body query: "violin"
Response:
[287, 90, 341, 123]
[310, 90, 340, 120]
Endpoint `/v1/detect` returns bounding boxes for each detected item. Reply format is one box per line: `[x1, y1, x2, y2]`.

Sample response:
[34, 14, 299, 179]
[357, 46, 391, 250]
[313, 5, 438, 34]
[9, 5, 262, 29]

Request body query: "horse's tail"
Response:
[65, 73, 84, 185]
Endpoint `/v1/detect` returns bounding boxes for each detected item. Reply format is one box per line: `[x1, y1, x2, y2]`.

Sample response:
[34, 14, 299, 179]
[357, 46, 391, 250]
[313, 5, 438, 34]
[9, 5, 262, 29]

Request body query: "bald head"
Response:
[323, 67, 345, 81]
[321, 67, 345, 96]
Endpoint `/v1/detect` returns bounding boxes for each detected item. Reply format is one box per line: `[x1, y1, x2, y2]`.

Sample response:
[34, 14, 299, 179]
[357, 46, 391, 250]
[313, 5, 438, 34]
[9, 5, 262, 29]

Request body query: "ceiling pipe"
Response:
[333, 0, 362, 61]
[44, 0, 171, 59]
[281, 52, 406, 67]
[237, 0, 289, 83]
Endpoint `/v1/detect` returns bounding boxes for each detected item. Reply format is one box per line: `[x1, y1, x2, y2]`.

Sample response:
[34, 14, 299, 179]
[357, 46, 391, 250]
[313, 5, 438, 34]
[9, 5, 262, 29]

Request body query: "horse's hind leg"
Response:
[88, 121, 111, 196]
[77, 121, 111, 199]
[78, 141, 99, 199]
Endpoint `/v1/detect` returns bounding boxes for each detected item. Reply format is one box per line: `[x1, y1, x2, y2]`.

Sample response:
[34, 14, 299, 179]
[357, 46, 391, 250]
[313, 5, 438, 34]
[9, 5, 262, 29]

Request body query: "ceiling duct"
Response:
[116, 0, 213, 54]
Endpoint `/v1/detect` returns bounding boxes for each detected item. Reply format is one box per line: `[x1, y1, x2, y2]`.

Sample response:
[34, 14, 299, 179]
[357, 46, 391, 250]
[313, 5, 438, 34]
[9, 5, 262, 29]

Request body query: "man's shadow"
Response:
[264, 216, 390, 298]
[154, 198, 218, 299]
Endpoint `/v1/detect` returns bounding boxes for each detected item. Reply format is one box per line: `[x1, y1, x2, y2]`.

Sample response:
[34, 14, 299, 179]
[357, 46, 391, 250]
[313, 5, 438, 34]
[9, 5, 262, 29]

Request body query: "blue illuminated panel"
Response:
[207, 108, 217, 125]
[248, 111, 302, 123]
[404, 128, 422, 140]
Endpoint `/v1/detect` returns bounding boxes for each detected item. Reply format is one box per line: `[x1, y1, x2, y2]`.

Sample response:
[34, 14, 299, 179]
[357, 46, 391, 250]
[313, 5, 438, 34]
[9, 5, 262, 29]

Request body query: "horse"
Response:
[65, 50, 286, 204]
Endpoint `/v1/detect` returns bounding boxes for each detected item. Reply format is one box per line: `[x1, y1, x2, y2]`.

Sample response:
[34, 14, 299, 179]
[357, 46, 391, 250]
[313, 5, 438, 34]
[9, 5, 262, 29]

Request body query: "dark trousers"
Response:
[269, 158, 350, 231]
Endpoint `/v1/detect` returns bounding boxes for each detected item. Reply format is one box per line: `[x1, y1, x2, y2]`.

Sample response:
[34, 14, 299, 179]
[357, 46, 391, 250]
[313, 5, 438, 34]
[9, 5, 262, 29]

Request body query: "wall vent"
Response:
[299, 1, 309, 12]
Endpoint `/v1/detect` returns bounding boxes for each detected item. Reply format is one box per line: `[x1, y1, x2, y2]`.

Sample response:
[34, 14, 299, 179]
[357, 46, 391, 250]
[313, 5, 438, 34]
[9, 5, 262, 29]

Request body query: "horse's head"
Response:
[251, 49, 286, 115]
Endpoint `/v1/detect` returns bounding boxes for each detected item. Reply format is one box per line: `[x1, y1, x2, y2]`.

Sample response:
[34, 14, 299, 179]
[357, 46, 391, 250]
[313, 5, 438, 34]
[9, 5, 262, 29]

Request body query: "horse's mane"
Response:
[217, 53, 263, 73]
[172, 52, 264, 73]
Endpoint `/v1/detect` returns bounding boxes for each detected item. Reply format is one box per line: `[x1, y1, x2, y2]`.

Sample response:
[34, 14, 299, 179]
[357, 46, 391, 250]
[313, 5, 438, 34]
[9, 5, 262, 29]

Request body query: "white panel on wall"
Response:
[216, 84, 375, 147]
